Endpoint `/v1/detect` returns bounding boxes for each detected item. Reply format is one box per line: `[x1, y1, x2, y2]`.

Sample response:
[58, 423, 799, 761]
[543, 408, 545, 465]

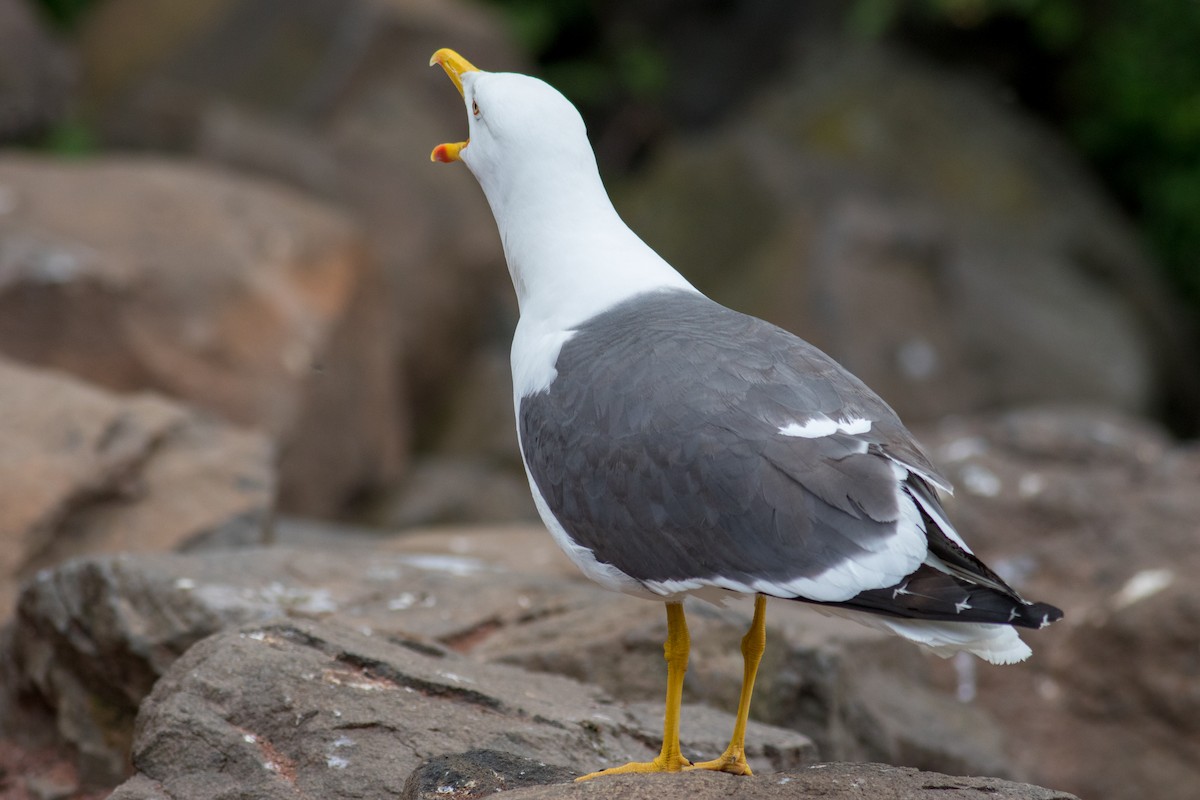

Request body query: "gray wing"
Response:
[518, 290, 946, 597]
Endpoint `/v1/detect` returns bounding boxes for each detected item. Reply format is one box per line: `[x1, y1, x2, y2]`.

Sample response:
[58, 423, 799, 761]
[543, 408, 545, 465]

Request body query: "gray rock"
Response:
[473, 581, 1013, 778]
[400, 757, 1078, 800]
[3, 541, 813, 787]
[13, 407, 1193, 800]
[915, 407, 1200, 800]
[402, 750, 579, 800]
[110, 619, 810, 797]
[379, 455, 538, 529]
[409, 763, 1077, 800]
[613, 45, 1197, 428]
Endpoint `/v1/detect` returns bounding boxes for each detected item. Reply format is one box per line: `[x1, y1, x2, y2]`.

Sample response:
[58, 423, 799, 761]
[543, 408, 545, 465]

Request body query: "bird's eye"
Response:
[472, 100, 480, 116]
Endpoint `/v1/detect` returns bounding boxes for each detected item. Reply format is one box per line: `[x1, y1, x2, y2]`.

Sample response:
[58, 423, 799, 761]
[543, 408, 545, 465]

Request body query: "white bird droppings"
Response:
[326, 735, 354, 769]
[1112, 568, 1174, 610]
[939, 436, 987, 462]
[960, 464, 1001, 497]
[1017, 473, 1045, 498]
[398, 554, 487, 577]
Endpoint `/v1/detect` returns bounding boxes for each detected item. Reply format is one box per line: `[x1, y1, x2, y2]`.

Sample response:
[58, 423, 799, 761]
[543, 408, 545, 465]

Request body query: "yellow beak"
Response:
[430, 48, 480, 163]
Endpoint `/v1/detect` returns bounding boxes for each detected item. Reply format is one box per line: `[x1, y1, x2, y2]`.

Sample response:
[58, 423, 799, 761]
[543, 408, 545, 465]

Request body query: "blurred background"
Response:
[3, 0, 1199, 525]
[1, 1, 1199, 799]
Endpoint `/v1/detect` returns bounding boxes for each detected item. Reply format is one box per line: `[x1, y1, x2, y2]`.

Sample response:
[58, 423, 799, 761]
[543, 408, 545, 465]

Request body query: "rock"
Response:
[108, 619, 811, 797]
[377, 345, 538, 528]
[402, 758, 1077, 800]
[76, 0, 522, 431]
[613, 45, 1198, 429]
[469, 571, 1013, 779]
[402, 750, 578, 800]
[433, 764, 1076, 800]
[0, 0, 73, 142]
[2, 539, 813, 788]
[0, 738, 102, 800]
[0, 155, 399, 515]
[378, 455, 538, 527]
[0, 357, 274, 621]
[0, 528, 1001, 790]
[915, 407, 1200, 800]
[12, 418, 1193, 800]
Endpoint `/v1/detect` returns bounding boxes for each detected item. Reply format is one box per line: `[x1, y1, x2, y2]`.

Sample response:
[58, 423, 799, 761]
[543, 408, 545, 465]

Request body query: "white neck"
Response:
[470, 151, 697, 332]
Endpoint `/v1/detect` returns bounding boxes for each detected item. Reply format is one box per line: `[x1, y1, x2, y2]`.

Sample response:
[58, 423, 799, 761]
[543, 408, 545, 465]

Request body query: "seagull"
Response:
[428, 47, 1061, 780]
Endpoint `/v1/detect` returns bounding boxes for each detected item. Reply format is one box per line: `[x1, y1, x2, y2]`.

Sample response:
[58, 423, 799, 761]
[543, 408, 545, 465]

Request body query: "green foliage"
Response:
[851, 0, 1200, 306]
[480, 0, 666, 117]
[40, 118, 98, 157]
[31, 0, 97, 30]
[1068, 0, 1200, 304]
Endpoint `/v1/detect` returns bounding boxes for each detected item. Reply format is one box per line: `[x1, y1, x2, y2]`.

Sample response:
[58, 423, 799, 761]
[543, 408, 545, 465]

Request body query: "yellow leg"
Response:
[688, 594, 767, 775]
[576, 602, 693, 780]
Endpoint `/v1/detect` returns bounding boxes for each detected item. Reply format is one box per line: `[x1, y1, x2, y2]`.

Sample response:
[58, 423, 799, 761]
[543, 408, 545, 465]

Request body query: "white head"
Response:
[430, 50, 605, 224]
[429, 48, 695, 324]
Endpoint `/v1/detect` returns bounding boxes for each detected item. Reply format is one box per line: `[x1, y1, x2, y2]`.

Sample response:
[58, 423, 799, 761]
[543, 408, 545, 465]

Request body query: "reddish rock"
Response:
[0, 357, 274, 621]
[0, 156, 399, 514]
[917, 408, 1200, 800]
[76, 0, 522, 432]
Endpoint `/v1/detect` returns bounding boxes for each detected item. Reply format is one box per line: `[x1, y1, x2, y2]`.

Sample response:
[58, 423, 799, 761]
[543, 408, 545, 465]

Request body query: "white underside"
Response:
[813, 605, 1032, 664]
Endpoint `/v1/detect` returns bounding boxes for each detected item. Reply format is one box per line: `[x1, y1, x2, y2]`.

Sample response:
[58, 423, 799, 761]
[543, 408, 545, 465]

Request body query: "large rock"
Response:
[614, 44, 1198, 428]
[400, 762, 1077, 800]
[0, 357, 274, 620]
[914, 408, 1200, 800]
[1, 540, 813, 789]
[0, 156, 399, 514]
[102, 619, 810, 797]
[467, 569, 1013, 779]
[77, 0, 521, 429]
[1, 525, 1024, 791]
[9, 402, 1194, 800]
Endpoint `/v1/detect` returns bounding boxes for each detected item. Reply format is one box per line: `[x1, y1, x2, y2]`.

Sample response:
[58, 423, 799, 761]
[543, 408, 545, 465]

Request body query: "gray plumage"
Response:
[519, 288, 1061, 630]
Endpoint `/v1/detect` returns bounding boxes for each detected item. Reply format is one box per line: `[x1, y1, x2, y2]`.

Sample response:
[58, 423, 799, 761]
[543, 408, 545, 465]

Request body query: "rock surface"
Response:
[104, 619, 811, 798]
[4, 407, 1191, 800]
[402, 763, 1077, 800]
[402, 754, 1077, 800]
[917, 407, 1200, 800]
[614, 44, 1198, 428]
[0, 357, 273, 620]
[0, 155, 399, 514]
[2, 541, 815, 788]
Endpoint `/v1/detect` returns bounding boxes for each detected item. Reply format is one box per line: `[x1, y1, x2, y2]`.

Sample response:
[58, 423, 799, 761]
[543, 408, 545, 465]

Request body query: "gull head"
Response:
[429, 48, 598, 207]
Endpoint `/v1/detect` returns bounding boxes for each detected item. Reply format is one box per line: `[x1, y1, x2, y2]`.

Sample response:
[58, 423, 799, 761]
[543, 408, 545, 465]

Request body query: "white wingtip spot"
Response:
[778, 417, 872, 439]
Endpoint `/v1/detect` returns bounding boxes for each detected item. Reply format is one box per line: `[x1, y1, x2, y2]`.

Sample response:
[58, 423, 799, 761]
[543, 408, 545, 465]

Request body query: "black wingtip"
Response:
[1022, 601, 1064, 629]
[818, 565, 1064, 630]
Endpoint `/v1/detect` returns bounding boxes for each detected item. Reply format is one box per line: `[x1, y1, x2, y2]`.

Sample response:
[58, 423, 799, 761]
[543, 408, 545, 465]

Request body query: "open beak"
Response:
[430, 48, 480, 163]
